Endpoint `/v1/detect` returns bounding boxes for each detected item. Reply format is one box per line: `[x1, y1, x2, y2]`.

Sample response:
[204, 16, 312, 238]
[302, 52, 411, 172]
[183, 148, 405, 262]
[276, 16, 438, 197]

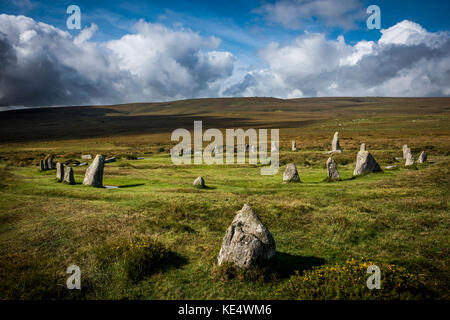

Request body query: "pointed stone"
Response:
[193, 176, 205, 188]
[326, 157, 340, 181]
[83, 154, 105, 187]
[353, 147, 382, 176]
[218, 204, 276, 269]
[405, 148, 414, 166]
[291, 141, 297, 151]
[283, 163, 301, 183]
[417, 151, 427, 164]
[63, 167, 75, 185]
[56, 162, 64, 182]
[360, 143, 366, 152]
[332, 131, 342, 152]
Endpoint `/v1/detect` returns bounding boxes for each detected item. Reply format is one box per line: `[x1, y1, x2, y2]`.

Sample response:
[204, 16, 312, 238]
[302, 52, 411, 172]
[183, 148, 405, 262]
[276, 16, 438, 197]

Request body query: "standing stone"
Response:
[326, 157, 340, 181]
[217, 204, 276, 269]
[291, 141, 297, 151]
[39, 160, 45, 171]
[45, 155, 55, 169]
[193, 176, 205, 188]
[63, 167, 75, 185]
[405, 148, 414, 166]
[43, 159, 49, 170]
[402, 145, 408, 159]
[353, 145, 382, 176]
[283, 163, 301, 183]
[83, 154, 105, 187]
[331, 131, 342, 152]
[417, 151, 427, 164]
[56, 163, 64, 182]
[250, 145, 257, 153]
[81, 154, 92, 160]
[360, 143, 366, 152]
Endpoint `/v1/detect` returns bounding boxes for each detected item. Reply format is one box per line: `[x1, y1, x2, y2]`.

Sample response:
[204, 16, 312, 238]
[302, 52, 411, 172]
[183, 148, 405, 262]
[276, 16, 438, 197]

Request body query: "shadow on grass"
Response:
[194, 185, 217, 190]
[118, 183, 145, 188]
[269, 252, 326, 279]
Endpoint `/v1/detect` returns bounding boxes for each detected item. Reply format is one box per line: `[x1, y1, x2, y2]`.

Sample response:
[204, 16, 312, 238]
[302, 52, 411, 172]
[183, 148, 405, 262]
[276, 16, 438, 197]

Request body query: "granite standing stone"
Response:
[353, 145, 382, 176]
[326, 157, 340, 180]
[83, 154, 105, 187]
[63, 167, 75, 185]
[283, 163, 301, 183]
[193, 176, 205, 188]
[405, 148, 414, 166]
[291, 141, 297, 151]
[331, 131, 342, 152]
[417, 151, 427, 164]
[217, 204, 276, 269]
[56, 162, 64, 182]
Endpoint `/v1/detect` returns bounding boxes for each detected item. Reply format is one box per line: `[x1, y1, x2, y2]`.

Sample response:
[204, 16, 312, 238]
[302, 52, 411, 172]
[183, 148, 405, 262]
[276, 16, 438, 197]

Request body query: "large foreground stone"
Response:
[283, 163, 301, 183]
[326, 157, 340, 180]
[63, 167, 75, 185]
[218, 204, 276, 268]
[83, 154, 105, 187]
[353, 146, 382, 176]
[417, 151, 427, 164]
[56, 163, 64, 182]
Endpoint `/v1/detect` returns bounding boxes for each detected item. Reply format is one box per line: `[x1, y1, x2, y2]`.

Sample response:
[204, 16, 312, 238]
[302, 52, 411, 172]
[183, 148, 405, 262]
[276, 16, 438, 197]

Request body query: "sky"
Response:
[0, 0, 449, 107]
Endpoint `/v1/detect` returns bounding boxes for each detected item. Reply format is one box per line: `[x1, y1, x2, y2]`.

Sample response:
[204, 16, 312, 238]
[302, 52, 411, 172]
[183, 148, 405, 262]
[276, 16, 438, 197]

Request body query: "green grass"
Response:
[0, 97, 449, 299]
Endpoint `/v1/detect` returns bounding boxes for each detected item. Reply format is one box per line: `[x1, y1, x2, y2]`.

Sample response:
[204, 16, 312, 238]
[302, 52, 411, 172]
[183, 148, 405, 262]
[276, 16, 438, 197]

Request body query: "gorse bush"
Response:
[96, 237, 170, 282]
[277, 258, 425, 300]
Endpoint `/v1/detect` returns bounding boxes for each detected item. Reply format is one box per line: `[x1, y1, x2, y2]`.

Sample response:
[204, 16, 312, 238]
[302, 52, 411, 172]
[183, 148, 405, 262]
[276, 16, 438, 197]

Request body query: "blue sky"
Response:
[1, 0, 449, 106]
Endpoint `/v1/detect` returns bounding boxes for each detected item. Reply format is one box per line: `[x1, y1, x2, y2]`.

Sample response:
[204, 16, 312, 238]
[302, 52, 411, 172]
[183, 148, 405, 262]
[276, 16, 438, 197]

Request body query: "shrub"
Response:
[96, 237, 170, 282]
[277, 258, 425, 300]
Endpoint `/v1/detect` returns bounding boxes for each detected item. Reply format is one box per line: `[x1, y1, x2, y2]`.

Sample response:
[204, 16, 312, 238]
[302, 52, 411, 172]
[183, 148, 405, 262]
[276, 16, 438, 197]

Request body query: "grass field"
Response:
[0, 97, 448, 299]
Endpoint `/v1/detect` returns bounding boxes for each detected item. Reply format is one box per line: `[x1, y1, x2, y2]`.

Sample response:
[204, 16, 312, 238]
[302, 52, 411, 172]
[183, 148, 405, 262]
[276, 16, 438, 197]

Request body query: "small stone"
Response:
[291, 141, 297, 151]
[193, 176, 205, 188]
[283, 163, 301, 183]
[78, 162, 88, 166]
[56, 162, 64, 182]
[63, 167, 75, 185]
[105, 157, 116, 163]
[83, 154, 105, 187]
[417, 151, 427, 164]
[81, 154, 92, 160]
[217, 204, 276, 269]
[250, 145, 257, 153]
[326, 157, 340, 181]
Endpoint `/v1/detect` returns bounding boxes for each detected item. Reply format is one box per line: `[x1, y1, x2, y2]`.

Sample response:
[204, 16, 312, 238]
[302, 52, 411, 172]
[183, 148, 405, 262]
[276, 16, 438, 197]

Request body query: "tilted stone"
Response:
[217, 204, 276, 269]
[283, 163, 301, 182]
[417, 151, 427, 164]
[83, 154, 105, 187]
[63, 167, 75, 185]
